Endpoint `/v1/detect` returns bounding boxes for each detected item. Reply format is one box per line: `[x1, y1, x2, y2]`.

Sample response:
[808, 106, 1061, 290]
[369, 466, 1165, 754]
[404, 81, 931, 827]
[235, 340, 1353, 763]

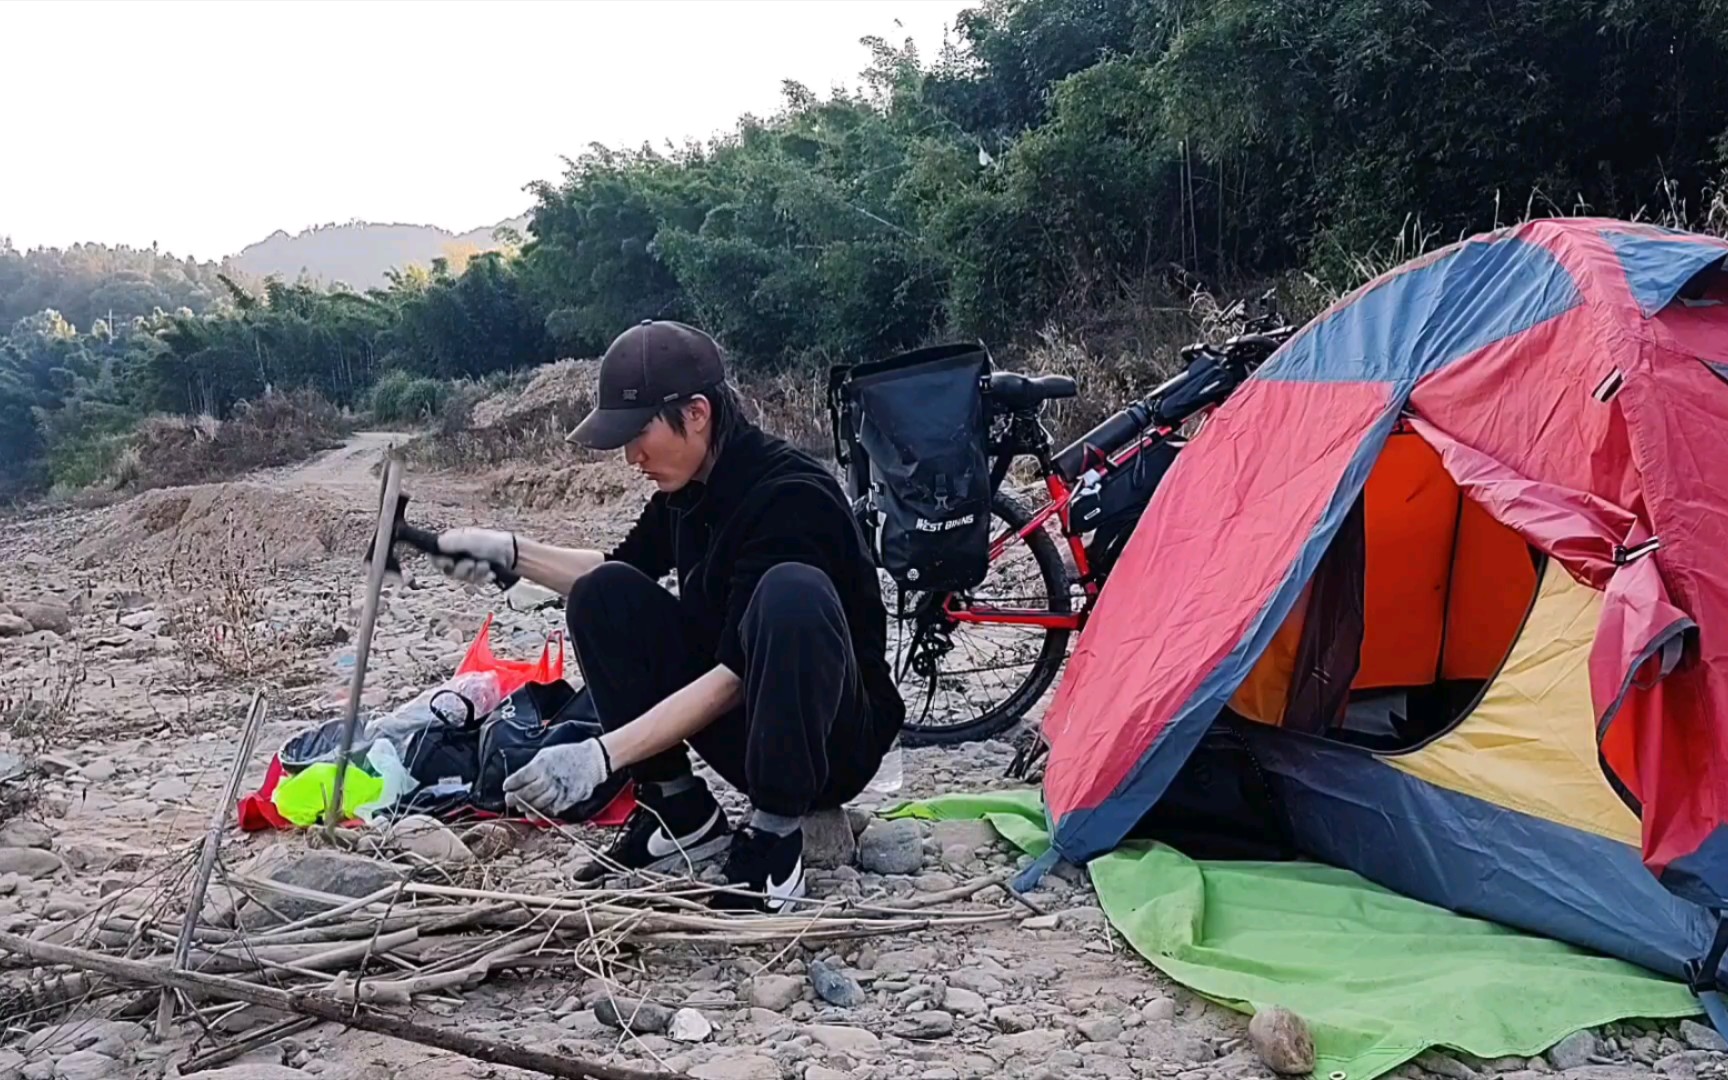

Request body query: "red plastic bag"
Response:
[236, 755, 292, 831]
[455, 613, 565, 696]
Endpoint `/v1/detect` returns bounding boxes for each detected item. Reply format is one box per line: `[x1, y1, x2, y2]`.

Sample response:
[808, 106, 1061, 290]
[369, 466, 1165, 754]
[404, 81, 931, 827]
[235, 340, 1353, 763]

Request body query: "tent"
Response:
[1033, 218, 1728, 1012]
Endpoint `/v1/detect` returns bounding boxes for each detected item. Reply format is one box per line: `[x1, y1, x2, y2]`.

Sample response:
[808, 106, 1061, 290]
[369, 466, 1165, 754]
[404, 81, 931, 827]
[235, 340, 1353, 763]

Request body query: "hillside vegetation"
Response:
[5, 0, 1728, 499]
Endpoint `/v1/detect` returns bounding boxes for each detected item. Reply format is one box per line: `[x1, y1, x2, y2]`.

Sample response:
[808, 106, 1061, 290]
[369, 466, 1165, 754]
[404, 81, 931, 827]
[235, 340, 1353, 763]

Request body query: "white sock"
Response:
[751, 808, 801, 837]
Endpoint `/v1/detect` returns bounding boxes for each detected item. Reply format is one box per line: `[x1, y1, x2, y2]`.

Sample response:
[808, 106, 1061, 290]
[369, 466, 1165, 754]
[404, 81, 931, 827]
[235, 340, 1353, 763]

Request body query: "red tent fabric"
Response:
[1039, 219, 1728, 916]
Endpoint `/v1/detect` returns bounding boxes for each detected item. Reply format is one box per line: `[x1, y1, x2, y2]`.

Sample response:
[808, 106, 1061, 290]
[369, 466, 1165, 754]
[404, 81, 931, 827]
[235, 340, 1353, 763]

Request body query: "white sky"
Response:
[0, 0, 974, 261]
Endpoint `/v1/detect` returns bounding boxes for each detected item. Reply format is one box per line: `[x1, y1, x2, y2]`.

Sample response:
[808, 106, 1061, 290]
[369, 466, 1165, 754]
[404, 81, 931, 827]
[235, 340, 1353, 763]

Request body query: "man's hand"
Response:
[433, 528, 517, 586]
[503, 740, 612, 815]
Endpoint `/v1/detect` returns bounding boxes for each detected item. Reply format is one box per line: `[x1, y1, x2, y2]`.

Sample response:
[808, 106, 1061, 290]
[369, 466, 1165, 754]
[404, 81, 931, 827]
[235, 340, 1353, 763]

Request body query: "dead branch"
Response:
[0, 931, 687, 1080]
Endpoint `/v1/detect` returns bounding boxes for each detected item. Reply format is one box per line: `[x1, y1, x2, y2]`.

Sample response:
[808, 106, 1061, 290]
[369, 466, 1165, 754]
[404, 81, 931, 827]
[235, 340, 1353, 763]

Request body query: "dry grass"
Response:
[163, 562, 347, 686]
[0, 658, 85, 825]
[119, 391, 350, 492]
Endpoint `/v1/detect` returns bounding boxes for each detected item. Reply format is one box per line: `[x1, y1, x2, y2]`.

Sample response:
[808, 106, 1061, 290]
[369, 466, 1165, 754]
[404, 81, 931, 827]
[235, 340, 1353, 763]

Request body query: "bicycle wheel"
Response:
[888, 489, 1073, 747]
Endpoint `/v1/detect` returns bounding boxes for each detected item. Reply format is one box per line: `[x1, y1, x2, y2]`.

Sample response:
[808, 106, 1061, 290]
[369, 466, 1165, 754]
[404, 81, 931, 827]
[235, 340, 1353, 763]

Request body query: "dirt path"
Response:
[268, 429, 406, 495]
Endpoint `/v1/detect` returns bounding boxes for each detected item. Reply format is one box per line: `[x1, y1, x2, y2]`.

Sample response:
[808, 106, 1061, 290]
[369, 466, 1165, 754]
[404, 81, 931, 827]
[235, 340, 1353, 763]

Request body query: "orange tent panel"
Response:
[1357, 434, 1457, 689]
[1441, 496, 1539, 681]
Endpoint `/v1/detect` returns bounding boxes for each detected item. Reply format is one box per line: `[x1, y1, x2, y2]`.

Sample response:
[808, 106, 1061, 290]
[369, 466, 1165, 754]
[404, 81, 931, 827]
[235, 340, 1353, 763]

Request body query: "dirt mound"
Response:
[71, 481, 374, 574]
[469, 359, 598, 432]
[482, 457, 652, 514]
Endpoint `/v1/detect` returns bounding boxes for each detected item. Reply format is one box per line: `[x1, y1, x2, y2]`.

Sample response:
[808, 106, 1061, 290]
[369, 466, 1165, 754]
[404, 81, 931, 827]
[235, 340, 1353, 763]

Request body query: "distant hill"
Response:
[227, 215, 530, 289]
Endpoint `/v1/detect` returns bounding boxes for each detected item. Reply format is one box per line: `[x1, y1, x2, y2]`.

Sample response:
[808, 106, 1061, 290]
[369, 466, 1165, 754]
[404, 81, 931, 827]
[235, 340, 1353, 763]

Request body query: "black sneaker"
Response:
[574, 789, 730, 883]
[709, 827, 806, 913]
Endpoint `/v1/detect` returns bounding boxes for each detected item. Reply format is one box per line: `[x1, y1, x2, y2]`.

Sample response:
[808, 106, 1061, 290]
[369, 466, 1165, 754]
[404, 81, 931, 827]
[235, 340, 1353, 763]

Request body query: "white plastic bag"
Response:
[354, 738, 421, 823]
[364, 670, 505, 750]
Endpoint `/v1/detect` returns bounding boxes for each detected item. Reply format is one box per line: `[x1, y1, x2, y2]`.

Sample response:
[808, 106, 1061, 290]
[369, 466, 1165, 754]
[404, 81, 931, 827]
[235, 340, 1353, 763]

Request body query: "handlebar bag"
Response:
[1153, 351, 1242, 427]
[842, 343, 992, 592]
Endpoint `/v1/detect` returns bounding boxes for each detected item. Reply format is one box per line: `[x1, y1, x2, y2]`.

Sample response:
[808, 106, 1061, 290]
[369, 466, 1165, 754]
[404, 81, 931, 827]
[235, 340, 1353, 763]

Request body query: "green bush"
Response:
[369, 370, 450, 424]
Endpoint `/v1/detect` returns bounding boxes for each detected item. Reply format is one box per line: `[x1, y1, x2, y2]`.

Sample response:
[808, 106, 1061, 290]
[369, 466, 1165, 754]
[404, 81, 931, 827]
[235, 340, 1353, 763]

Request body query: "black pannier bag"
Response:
[840, 343, 993, 593]
[1074, 436, 1184, 579]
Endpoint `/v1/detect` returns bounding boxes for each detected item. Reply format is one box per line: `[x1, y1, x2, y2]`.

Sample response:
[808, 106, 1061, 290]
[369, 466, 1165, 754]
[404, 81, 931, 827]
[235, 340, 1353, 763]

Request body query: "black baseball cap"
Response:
[567, 320, 727, 450]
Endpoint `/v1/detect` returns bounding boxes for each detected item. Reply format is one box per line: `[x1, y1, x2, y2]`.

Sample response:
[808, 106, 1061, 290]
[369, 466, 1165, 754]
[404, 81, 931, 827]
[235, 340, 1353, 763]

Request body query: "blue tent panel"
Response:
[1603, 230, 1728, 317]
[1244, 726, 1719, 983]
[1261, 235, 1581, 385]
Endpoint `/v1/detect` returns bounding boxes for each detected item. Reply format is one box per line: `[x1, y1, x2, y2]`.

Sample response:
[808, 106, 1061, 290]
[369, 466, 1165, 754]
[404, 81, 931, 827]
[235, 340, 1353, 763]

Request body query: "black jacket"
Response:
[606, 425, 906, 734]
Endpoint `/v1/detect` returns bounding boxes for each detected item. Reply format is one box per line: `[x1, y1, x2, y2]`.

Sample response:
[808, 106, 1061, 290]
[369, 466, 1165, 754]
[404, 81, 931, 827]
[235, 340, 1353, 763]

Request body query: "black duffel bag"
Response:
[470, 680, 629, 823]
[839, 343, 993, 593]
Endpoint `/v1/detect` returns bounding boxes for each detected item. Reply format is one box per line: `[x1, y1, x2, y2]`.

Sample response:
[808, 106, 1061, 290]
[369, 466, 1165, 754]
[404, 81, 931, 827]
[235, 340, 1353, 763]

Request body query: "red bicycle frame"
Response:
[945, 418, 1192, 632]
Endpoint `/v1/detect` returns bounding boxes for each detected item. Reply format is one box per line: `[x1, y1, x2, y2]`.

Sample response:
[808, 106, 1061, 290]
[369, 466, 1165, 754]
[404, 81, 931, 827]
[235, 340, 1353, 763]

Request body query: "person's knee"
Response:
[566, 561, 652, 635]
[744, 562, 842, 633]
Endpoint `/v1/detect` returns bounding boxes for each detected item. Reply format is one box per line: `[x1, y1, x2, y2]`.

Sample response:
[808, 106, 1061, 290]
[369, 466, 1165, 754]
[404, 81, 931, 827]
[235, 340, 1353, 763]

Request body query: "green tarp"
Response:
[891, 790, 1699, 1080]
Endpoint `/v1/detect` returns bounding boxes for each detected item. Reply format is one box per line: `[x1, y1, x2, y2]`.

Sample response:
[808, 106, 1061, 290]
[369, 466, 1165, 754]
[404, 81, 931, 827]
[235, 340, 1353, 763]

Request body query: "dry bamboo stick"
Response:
[327, 457, 401, 833]
[160, 691, 268, 1038]
[0, 931, 685, 1080]
[243, 884, 405, 939]
[180, 1015, 321, 1074]
[329, 936, 540, 1005]
[160, 928, 419, 972]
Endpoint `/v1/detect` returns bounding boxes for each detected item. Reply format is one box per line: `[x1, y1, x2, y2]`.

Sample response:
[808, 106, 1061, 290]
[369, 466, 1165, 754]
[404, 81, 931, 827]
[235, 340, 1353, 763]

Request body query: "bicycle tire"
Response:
[897, 489, 1073, 747]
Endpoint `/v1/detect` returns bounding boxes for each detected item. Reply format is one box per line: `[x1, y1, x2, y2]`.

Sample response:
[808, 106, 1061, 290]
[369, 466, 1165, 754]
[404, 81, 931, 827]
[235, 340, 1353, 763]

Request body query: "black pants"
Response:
[566, 561, 886, 817]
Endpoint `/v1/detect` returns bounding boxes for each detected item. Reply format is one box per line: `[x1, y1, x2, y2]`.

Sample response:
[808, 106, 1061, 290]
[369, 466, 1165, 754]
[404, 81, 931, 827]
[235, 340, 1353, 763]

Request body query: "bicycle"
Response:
[829, 294, 1295, 747]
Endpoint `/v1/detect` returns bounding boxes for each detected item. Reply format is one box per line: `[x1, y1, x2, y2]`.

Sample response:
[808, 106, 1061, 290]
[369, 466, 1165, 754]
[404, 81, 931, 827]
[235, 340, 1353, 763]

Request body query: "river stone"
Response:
[896, 1010, 956, 1039]
[1079, 1016, 1126, 1043]
[51, 1052, 116, 1080]
[237, 849, 405, 924]
[0, 820, 51, 849]
[989, 1028, 1068, 1056]
[874, 945, 939, 975]
[1548, 1031, 1602, 1070]
[0, 614, 32, 637]
[1656, 1051, 1720, 1079]
[192, 1068, 319, 1080]
[391, 815, 474, 865]
[746, 974, 803, 1012]
[0, 847, 61, 879]
[1249, 1006, 1315, 1075]
[24, 1021, 144, 1059]
[11, 601, 70, 635]
[688, 1052, 780, 1080]
[857, 820, 923, 875]
[669, 1008, 713, 1043]
[1680, 1021, 1728, 1053]
[806, 1023, 883, 1055]
[808, 958, 866, 1007]
[944, 986, 987, 1016]
[594, 996, 673, 1034]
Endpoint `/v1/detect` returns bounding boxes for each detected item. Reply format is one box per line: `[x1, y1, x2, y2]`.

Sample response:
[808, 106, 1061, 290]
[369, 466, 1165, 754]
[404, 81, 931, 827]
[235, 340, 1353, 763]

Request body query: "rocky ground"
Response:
[0, 434, 1721, 1080]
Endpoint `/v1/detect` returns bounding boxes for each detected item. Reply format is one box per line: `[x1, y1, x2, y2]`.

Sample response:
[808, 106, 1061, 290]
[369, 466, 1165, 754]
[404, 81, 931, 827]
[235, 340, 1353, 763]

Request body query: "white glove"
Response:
[503, 740, 612, 815]
[433, 528, 517, 586]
